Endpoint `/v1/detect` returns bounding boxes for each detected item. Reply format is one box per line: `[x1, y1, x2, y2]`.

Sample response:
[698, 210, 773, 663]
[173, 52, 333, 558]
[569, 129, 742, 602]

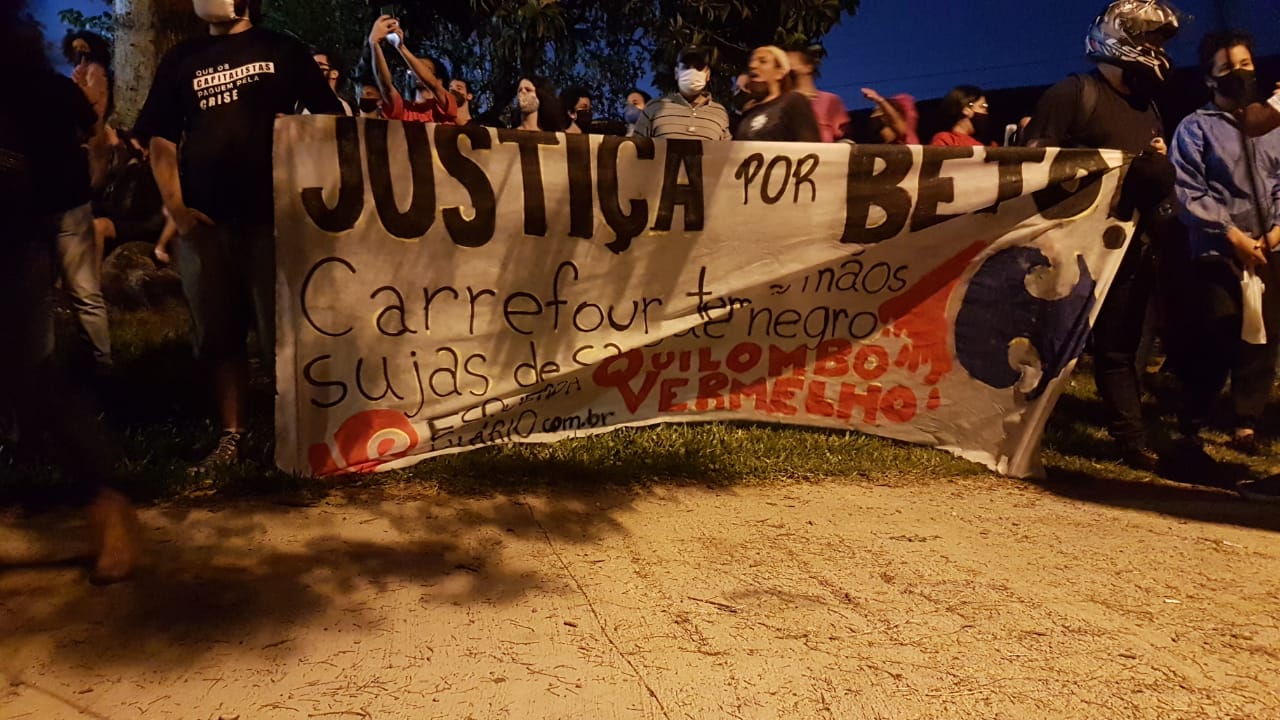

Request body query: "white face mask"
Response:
[518, 92, 539, 114]
[192, 0, 244, 24]
[677, 68, 708, 97]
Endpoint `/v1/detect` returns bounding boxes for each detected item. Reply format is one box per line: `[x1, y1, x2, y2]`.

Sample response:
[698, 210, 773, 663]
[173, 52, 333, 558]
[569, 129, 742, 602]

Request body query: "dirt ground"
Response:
[2, 473, 1278, 720]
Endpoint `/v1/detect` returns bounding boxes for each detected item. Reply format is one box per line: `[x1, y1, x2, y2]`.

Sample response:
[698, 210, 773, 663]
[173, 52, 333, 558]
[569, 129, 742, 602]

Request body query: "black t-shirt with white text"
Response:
[134, 26, 343, 225]
[735, 91, 822, 143]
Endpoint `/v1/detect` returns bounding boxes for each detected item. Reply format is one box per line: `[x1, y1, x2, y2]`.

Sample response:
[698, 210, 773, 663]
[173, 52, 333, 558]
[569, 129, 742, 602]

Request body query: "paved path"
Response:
[2, 475, 1278, 719]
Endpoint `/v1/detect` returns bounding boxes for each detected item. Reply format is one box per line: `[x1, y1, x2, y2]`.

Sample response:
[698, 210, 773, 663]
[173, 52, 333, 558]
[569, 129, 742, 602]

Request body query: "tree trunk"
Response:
[112, 0, 202, 126]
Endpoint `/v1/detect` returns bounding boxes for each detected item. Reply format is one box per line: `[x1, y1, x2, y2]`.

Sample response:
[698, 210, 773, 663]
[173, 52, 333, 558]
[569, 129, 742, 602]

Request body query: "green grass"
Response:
[2, 304, 1275, 505]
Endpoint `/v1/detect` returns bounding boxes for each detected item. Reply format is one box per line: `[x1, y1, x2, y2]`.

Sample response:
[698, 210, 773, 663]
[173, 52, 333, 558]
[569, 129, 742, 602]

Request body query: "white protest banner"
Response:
[273, 116, 1135, 478]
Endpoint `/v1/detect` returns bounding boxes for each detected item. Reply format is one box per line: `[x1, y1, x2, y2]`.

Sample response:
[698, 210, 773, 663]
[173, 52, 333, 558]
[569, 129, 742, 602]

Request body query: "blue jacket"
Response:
[1172, 104, 1280, 260]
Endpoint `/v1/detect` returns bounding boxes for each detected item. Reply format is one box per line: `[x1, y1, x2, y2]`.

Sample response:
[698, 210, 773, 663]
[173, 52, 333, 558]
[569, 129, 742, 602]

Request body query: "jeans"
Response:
[55, 202, 112, 371]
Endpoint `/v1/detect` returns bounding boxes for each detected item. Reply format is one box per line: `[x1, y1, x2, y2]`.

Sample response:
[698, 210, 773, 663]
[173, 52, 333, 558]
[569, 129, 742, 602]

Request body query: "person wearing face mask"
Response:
[930, 86, 993, 147]
[1021, 0, 1180, 471]
[357, 80, 384, 118]
[133, 0, 344, 474]
[512, 77, 565, 132]
[733, 45, 821, 143]
[561, 86, 593, 134]
[623, 89, 650, 137]
[1168, 31, 1280, 489]
[367, 15, 457, 124]
[634, 47, 730, 141]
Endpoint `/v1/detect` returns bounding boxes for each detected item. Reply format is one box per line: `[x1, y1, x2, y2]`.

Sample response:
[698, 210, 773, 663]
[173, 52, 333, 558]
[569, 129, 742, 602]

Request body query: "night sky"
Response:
[33, 0, 1280, 107]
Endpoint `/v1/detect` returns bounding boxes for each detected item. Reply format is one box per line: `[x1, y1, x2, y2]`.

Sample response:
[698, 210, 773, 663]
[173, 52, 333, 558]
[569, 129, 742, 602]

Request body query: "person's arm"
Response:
[1171, 119, 1265, 266]
[368, 16, 399, 106]
[81, 62, 110, 123]
[154, 211, 178, 265]
[863, 88, 908, 142]
[1023, 77, 1079, 148]
[392, 29, 456, 121]
[149, 137, 213, 234]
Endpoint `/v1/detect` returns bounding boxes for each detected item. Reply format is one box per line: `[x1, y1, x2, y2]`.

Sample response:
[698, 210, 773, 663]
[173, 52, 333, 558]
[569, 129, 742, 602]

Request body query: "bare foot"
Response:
[88, 488, 140, 584]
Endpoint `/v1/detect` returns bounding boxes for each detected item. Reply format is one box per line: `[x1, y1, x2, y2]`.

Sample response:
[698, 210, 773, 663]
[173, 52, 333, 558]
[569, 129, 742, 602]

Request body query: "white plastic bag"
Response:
[1241, 267, 1267, 345]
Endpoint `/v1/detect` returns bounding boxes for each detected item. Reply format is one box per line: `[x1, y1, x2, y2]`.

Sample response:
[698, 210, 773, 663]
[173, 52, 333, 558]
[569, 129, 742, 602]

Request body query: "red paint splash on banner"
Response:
[877, 241, 989, 386]
[309, 409, 421, 475]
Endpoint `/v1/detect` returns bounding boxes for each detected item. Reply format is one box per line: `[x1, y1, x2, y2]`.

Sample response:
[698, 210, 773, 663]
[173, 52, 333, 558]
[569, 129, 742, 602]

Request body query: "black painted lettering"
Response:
[435, 125, 496, 248]
[840, 144, 913, 244]
[301, 117, 364, 232]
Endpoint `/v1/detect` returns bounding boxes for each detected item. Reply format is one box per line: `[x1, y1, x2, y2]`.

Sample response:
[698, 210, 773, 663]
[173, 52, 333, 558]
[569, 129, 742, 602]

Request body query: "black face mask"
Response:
[969, 112, 992, 143]
[574, 110, 593, 132]
[358, 98, 380, 114]
[1215, 68, 1259, 105]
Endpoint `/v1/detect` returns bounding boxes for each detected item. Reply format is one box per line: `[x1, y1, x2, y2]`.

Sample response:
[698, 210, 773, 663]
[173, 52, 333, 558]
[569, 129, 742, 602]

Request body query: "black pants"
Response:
[1167, 256, 1280, 435]
[1093, 244, 1154, 448]
[0, 226, 118, 505]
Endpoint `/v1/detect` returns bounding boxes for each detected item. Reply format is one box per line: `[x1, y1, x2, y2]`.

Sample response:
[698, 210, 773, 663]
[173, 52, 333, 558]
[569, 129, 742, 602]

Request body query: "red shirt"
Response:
[929, 131, 983, 147]
[381, 88, 458, 124]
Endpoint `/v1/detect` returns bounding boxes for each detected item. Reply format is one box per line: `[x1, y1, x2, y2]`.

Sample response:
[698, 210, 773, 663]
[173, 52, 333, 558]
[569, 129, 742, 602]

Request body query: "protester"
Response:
[624, 89, 650, 136]
[787, 45, 850, 142]
[561, 86, 592, 134]
[734, 45, 821, 142]
[56, 30, 115, 375]
[63, 30, 113, 131]
[1170, 31, 1280, 471]
[633, 47, 731, 141]
[861, 88, 919, 144]
[357, 81, 384, 118]
[367, 15, 456, 124]
[450, 78, 479, 126]
[134, 0, 344, 472]
[312, 48, 354, 116]
[1023, 0, 1180, 470]
[2, 0, 139, 583]
[930, 85, 992, 147]
[513, 77, 565, 132]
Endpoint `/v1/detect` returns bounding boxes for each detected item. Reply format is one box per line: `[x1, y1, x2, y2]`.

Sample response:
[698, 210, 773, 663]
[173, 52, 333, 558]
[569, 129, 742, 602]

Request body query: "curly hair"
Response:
[61, 30, 111, 67]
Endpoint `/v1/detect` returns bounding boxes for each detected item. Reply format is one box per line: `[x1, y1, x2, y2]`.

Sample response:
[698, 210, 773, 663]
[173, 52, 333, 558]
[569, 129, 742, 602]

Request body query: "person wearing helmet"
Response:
[1022, 0, 1180, 471]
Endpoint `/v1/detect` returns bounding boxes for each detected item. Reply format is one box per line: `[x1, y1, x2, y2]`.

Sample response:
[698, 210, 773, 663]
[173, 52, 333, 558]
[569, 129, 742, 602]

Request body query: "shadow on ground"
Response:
[1029, 465, 1280, 534]
[0, 486, 646, 674]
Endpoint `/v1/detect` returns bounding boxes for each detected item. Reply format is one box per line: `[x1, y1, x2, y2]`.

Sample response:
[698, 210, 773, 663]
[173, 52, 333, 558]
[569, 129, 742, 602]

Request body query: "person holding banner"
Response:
[734, 45, 820, 143]
[134, 0, 345, 473]
[1022, 0, 1180, 471]
[1170, 31, 1280, 478]
[633, 46, 731, 142]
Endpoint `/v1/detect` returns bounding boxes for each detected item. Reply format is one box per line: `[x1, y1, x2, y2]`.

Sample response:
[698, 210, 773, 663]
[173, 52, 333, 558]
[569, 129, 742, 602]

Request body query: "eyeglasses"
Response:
[968, 101, 990, 112]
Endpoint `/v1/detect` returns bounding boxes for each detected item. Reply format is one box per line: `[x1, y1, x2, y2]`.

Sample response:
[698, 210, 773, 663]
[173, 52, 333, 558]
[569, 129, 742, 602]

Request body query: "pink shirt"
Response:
[807, 91, 850, 143]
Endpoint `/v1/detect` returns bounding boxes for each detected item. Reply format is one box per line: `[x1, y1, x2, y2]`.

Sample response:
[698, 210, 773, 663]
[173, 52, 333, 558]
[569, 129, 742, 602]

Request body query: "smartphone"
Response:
[379, 4, 399, 18]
